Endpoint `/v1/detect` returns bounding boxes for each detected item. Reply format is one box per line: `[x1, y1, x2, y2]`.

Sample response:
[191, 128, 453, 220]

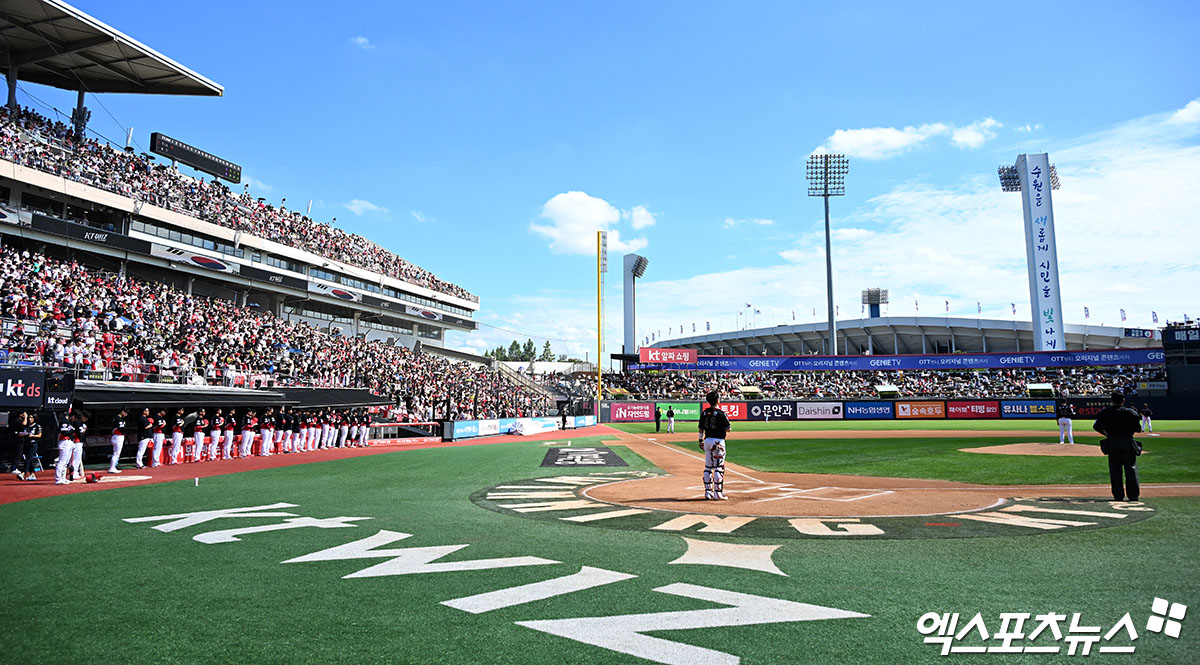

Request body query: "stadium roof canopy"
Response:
[0, 0, 222, 96]
[649, 316, 1161, 357]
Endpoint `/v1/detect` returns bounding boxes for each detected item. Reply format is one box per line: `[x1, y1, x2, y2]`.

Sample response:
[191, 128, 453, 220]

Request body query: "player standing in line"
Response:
[240, 409, 257, 458]
[209, 409, 224, 462]
[310, 411, 321, 451]
[191, 409, 209, 462]
[135, 407, 152, 468]
[168, 408, 185, 464]
[321, 411, 333, 449]
[697, 392, 732, 500]
[109, 407, 128, 473]
[70, 411, 87, 480]
[150, 409, 167, 467]
[279, 407, 292, 453]
[1140, 403, 1154, 434]
[358, 412, 371, 446]
[666, 407, 676, 434]
[55, 409, 83, 485]
[259, 407, 275, 456]
[222, 409, 237, 459]
[338, 411, 351, 448]
[348, 412, 359, 449]
[1056, 401, 1076, 444]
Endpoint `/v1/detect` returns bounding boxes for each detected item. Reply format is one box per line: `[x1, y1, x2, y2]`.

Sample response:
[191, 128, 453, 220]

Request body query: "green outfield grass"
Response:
[613, 422, 1200, 485]
[1, 438, 1197, 664]
[715, 435, 1200, 485]
[614, 419, 1200, 433]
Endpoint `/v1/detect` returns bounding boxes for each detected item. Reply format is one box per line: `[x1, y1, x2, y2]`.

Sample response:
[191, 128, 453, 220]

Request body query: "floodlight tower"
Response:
[862, 288, 889, 318]
[623, 253, 650, 358]
[998, 154, 1063, 352]
[806, 153, 849, 355]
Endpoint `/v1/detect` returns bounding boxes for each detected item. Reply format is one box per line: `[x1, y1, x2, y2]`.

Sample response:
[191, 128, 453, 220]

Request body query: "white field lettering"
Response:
[123, 503, 869, 665]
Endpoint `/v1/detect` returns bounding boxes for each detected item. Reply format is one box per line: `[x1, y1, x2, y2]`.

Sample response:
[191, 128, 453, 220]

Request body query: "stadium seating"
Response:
[599, 365, 1164, 401]
[0, 106, 475, 302]
[0, 245, 547, 419]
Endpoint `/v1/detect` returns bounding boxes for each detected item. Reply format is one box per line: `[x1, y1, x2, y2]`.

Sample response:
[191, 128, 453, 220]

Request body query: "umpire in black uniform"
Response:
[1092, 392, 1143, 501]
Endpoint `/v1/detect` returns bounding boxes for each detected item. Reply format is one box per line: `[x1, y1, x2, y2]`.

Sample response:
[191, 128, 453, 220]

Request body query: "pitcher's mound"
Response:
[960, 443, 1106, 457]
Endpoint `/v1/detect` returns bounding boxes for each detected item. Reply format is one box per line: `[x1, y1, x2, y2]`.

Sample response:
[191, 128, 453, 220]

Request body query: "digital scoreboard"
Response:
[150, 132, 241, 183]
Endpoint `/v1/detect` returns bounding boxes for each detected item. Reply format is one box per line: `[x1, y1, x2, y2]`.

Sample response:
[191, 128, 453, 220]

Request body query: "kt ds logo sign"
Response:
[0, 371, 46, 407]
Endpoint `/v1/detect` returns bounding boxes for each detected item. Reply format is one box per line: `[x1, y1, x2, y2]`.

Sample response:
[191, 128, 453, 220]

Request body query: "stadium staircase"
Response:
[495, 362, 557, 400]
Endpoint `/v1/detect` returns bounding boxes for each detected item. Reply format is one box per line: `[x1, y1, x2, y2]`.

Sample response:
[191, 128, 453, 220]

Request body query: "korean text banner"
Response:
[896, 402, 946, 419]
[746, 401, 798, 421]
[640, 348, 698, 363]
[947, 401, 1001, 419]
[656, 402, 702, 421]
[630, 348, 1163, 372]
[844, 402, 894, 419]
[611, 402, 654, 422]
[1001, 400, 1057, 418]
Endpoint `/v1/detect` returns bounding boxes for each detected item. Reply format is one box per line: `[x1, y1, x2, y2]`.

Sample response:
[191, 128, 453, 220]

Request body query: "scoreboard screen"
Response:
[150, 132, 241, 183]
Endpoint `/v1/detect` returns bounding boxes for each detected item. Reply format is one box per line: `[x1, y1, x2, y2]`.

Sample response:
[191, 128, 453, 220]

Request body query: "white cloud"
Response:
[344, 199, 388, 215]
[1015, 123, 1042, 133]
[243, 176, 273, 193]
[1168, 99, 1200, 125]
[411, 210, 429, 223]
[820, 117, 1006, 158]
[630, 205, 656, 230]
[350, 36, 375, 50]
[823, 123, 950, 159]
[723, 217, 776, 229]
[529, 191, 648, 254]
[951, 117, 1002, 149]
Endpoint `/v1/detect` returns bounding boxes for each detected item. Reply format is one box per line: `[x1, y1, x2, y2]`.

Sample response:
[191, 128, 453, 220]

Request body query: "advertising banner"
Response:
[573, 415, 596, 428]
[946, 401, 1001, 419]
[450, 421, 479, 439]
[715, 402, 747, 421]
[611, 402, 654, 422]
[895, 401, 946, 419]
[630, 348, 1164, 372]
[1137, 381, 1168, 391]
[31, 214, 152, 254]
[1001, 400, 1057, 418]
[1123, 328, 1154, 339]
[1065, 397, 1110, 418]
[746, 401, 797, 421]
[844, 401, 894, 419]
[0, 370, 44, 408]
[1163, 328, 1200, 346]
[478, 420, 501, 436]
[656, 402, 702, 421]
[794, 402, 844, 420]
[240, 264, 306, 290]
[639, 347, 698, 364]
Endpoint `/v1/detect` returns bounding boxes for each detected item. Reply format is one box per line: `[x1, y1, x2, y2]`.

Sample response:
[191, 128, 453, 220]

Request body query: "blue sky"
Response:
[19, 1, 1200, 360]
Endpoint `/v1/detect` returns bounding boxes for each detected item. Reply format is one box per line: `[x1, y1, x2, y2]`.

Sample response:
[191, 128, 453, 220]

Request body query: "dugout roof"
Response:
[0, 0, 223, 96]
[73, 380, 291, 409]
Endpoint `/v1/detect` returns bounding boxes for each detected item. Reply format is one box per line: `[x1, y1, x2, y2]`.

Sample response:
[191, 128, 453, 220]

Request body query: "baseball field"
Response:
[1, 420, 1197, 664]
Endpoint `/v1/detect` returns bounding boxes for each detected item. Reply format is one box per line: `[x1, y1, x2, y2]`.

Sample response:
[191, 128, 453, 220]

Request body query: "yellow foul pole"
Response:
[596, 230, 603, 403]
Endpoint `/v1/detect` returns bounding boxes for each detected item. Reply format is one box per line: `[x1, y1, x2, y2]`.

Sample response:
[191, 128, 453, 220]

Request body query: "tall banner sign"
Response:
[1017, 153, 1066, 352]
